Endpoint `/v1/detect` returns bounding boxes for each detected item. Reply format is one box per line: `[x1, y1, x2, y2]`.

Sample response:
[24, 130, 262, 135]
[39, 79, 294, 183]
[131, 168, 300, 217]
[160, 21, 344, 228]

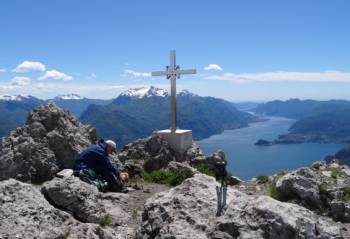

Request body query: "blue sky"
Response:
[1, 0, 350, 101]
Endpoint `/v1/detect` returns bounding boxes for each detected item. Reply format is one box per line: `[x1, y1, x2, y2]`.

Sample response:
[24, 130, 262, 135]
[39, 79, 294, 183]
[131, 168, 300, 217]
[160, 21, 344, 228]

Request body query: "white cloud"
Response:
[38, 70, 73, 81]
[13, 61, 46, 72]
[0, 82, 185, 99]
[124, 69, 151, 78]
[0, 68, 6, 73]
[0, 77, 31, 90]
[206, 70, 350, 83]
[204, 64, 223, 71]
[11, 76, 31, 86]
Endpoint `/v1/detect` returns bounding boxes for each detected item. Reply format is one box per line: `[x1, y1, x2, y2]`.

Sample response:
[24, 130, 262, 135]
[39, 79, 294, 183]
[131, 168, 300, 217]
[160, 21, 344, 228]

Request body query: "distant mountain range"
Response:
[80, 86, 260, 148]
[0, 95, 43, 136]
[254, 98, 350, 119]
[0, 87, 259, 147]
[50, 94, 112, 116]
[0, 94, 111, 137]
[253, 99, 350, 144]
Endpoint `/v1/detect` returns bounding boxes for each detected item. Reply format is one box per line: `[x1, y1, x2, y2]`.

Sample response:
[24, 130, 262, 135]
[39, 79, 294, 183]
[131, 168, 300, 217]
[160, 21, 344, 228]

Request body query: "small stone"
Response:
[322, 171, 332, 177]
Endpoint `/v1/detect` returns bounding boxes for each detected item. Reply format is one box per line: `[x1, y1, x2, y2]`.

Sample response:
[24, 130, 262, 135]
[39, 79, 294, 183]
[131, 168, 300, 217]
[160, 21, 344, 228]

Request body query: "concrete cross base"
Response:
[156, 129, 193, 152]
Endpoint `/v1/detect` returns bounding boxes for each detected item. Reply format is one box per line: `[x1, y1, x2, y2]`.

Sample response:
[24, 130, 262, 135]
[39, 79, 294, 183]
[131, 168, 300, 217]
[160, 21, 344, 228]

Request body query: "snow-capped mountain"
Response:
[113, 86, 199, 105]
[177, 89, 197, 98]
[0, 94, 40, 102]
[119, 86, 169, 99]
[54, 93, 83, 100]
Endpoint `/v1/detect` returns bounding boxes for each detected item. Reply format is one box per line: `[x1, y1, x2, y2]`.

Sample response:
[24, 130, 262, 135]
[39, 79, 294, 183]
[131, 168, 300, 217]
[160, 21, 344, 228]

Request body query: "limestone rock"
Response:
[190, 150, 227, 178]
[0, 179, 118, 239]
[311, 160, 326, 170]
[118, 135, 203, 172]
[166, 161, 198, 174]
[227, 175, 242, 186]
[138, 174, 350, 239]
[330, 200, 350, 222]
[138, 174, 225, 238]
[276, 167, 323, 209]
[213, 195, 348, 239]
[41, 176, 131, 228]
[0, 103, 96, 183]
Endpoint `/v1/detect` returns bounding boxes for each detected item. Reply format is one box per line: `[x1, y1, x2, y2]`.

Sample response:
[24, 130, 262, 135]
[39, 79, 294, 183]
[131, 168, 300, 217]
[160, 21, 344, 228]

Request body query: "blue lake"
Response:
[196, 116, 345, 180]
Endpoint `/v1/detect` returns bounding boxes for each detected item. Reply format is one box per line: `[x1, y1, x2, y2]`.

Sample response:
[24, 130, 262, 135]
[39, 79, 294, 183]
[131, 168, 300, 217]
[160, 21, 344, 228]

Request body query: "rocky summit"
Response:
[138, 174, 349, 239]
[1, 103, 350, 238]
[0, 103, 96, 183]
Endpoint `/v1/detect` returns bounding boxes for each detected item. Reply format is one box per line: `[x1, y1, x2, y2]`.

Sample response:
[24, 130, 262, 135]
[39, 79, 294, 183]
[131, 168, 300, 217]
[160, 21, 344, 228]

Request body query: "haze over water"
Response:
[196, 116, 345, 180]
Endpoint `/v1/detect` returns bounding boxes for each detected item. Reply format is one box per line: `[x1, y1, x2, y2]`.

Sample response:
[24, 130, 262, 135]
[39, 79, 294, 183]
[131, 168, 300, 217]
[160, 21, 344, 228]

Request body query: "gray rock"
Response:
[276, 167, 323, 209]
[311, 160, 326, 170]
[214, 195, 347, 239]
[227, 175, 242, 186]
[118, 135, 203, 172]
[191, 150, 227, 178]
[0, 103, 96, 183]
[166, 161, 198, 174]
[0, 179, 118, 239]
[41, 176, 131, 228]
[138, 174, 350, 239]
[138, 174, 223, 238]
[330, 200, 350, 222]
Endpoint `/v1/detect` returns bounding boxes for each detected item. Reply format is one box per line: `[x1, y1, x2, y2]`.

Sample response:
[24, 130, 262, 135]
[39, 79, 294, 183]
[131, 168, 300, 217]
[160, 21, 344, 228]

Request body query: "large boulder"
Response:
[118, 135, 203, 172]
[0, 179, 120, 239]
[138, 174, 349, 239]
[41, 176, 132, 229]
[0, 103, 97, 183]
[330, 200, 350, 222]
[212, 194, 347, 239]
[190, 150, 228, 177]
[276, 167, 323, 209]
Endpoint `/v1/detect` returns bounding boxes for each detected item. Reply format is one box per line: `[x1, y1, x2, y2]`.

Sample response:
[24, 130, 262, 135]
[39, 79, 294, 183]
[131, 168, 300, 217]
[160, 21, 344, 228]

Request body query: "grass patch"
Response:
[319, 183, 332, 195]
[269, 182, 284, 201]
[344, 186, 350, 194]
[344, 186, 350, 201]
[331, 168, 341, 178]
[276, 171, 286, 178]
[142, 169, 194, 186]
[256, 175, 269, 184]
[132, 208, 138, 220]
[319, 206, 329, 216]
[193, 163, 215, 177]
[99, 214, 112, 227]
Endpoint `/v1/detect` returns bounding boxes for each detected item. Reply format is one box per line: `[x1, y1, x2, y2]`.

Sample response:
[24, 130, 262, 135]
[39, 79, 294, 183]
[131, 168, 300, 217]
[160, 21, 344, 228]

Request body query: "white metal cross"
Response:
[152, 50, 196, 133]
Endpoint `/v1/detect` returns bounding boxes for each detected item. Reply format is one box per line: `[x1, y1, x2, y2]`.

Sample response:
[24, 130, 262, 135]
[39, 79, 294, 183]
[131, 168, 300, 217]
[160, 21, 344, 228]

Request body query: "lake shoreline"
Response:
[196, 116, 345, 180]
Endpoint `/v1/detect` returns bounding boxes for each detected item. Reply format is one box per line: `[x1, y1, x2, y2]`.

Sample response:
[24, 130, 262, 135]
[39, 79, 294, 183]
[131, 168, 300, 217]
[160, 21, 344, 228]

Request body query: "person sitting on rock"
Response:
[74, 139, 128, 192]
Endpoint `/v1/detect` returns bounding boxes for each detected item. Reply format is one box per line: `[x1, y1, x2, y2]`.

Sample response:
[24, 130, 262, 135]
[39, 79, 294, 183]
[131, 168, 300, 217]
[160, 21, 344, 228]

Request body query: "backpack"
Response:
[78, 168, 108, 192]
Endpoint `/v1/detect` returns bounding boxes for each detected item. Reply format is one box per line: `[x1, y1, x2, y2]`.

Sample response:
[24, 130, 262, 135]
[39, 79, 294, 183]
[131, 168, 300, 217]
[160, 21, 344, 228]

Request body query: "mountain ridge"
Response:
[254, 99, 350, 145]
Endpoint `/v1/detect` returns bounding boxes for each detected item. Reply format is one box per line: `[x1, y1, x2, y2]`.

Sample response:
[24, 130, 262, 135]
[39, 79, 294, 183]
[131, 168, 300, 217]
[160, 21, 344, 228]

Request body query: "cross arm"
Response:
[176, 69, 196, 75]
[151, 70, 171, 76]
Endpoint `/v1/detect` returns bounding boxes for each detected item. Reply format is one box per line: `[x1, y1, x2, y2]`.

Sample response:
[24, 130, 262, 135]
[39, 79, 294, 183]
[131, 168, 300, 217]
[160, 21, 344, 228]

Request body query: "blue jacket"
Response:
[74, 139, 118, 176]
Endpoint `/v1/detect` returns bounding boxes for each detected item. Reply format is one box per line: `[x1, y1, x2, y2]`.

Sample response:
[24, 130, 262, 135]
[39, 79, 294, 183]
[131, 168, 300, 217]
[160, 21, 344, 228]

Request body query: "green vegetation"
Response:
[276, 172, 286, 178]
[254, 99, 350, 145]
[319, 207, 329, 216]
[193, 163, 214, 177]
[344, 186, 350, 194]
[256, 175, 269, 184]
[142, 169, 194, 186]
[132, 208, 139, 220]
[269, 182, 283, 201]
[99, 214, 112, 227]
[344, 186, 350, 201]
[330, 168, 343, 178]
[319, 184, 332, 195]
[80, 95, 258, 147]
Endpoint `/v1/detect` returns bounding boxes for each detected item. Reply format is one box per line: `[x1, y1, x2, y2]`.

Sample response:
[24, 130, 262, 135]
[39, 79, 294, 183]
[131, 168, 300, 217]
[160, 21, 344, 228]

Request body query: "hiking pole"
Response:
[215, 160, 227, 216]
